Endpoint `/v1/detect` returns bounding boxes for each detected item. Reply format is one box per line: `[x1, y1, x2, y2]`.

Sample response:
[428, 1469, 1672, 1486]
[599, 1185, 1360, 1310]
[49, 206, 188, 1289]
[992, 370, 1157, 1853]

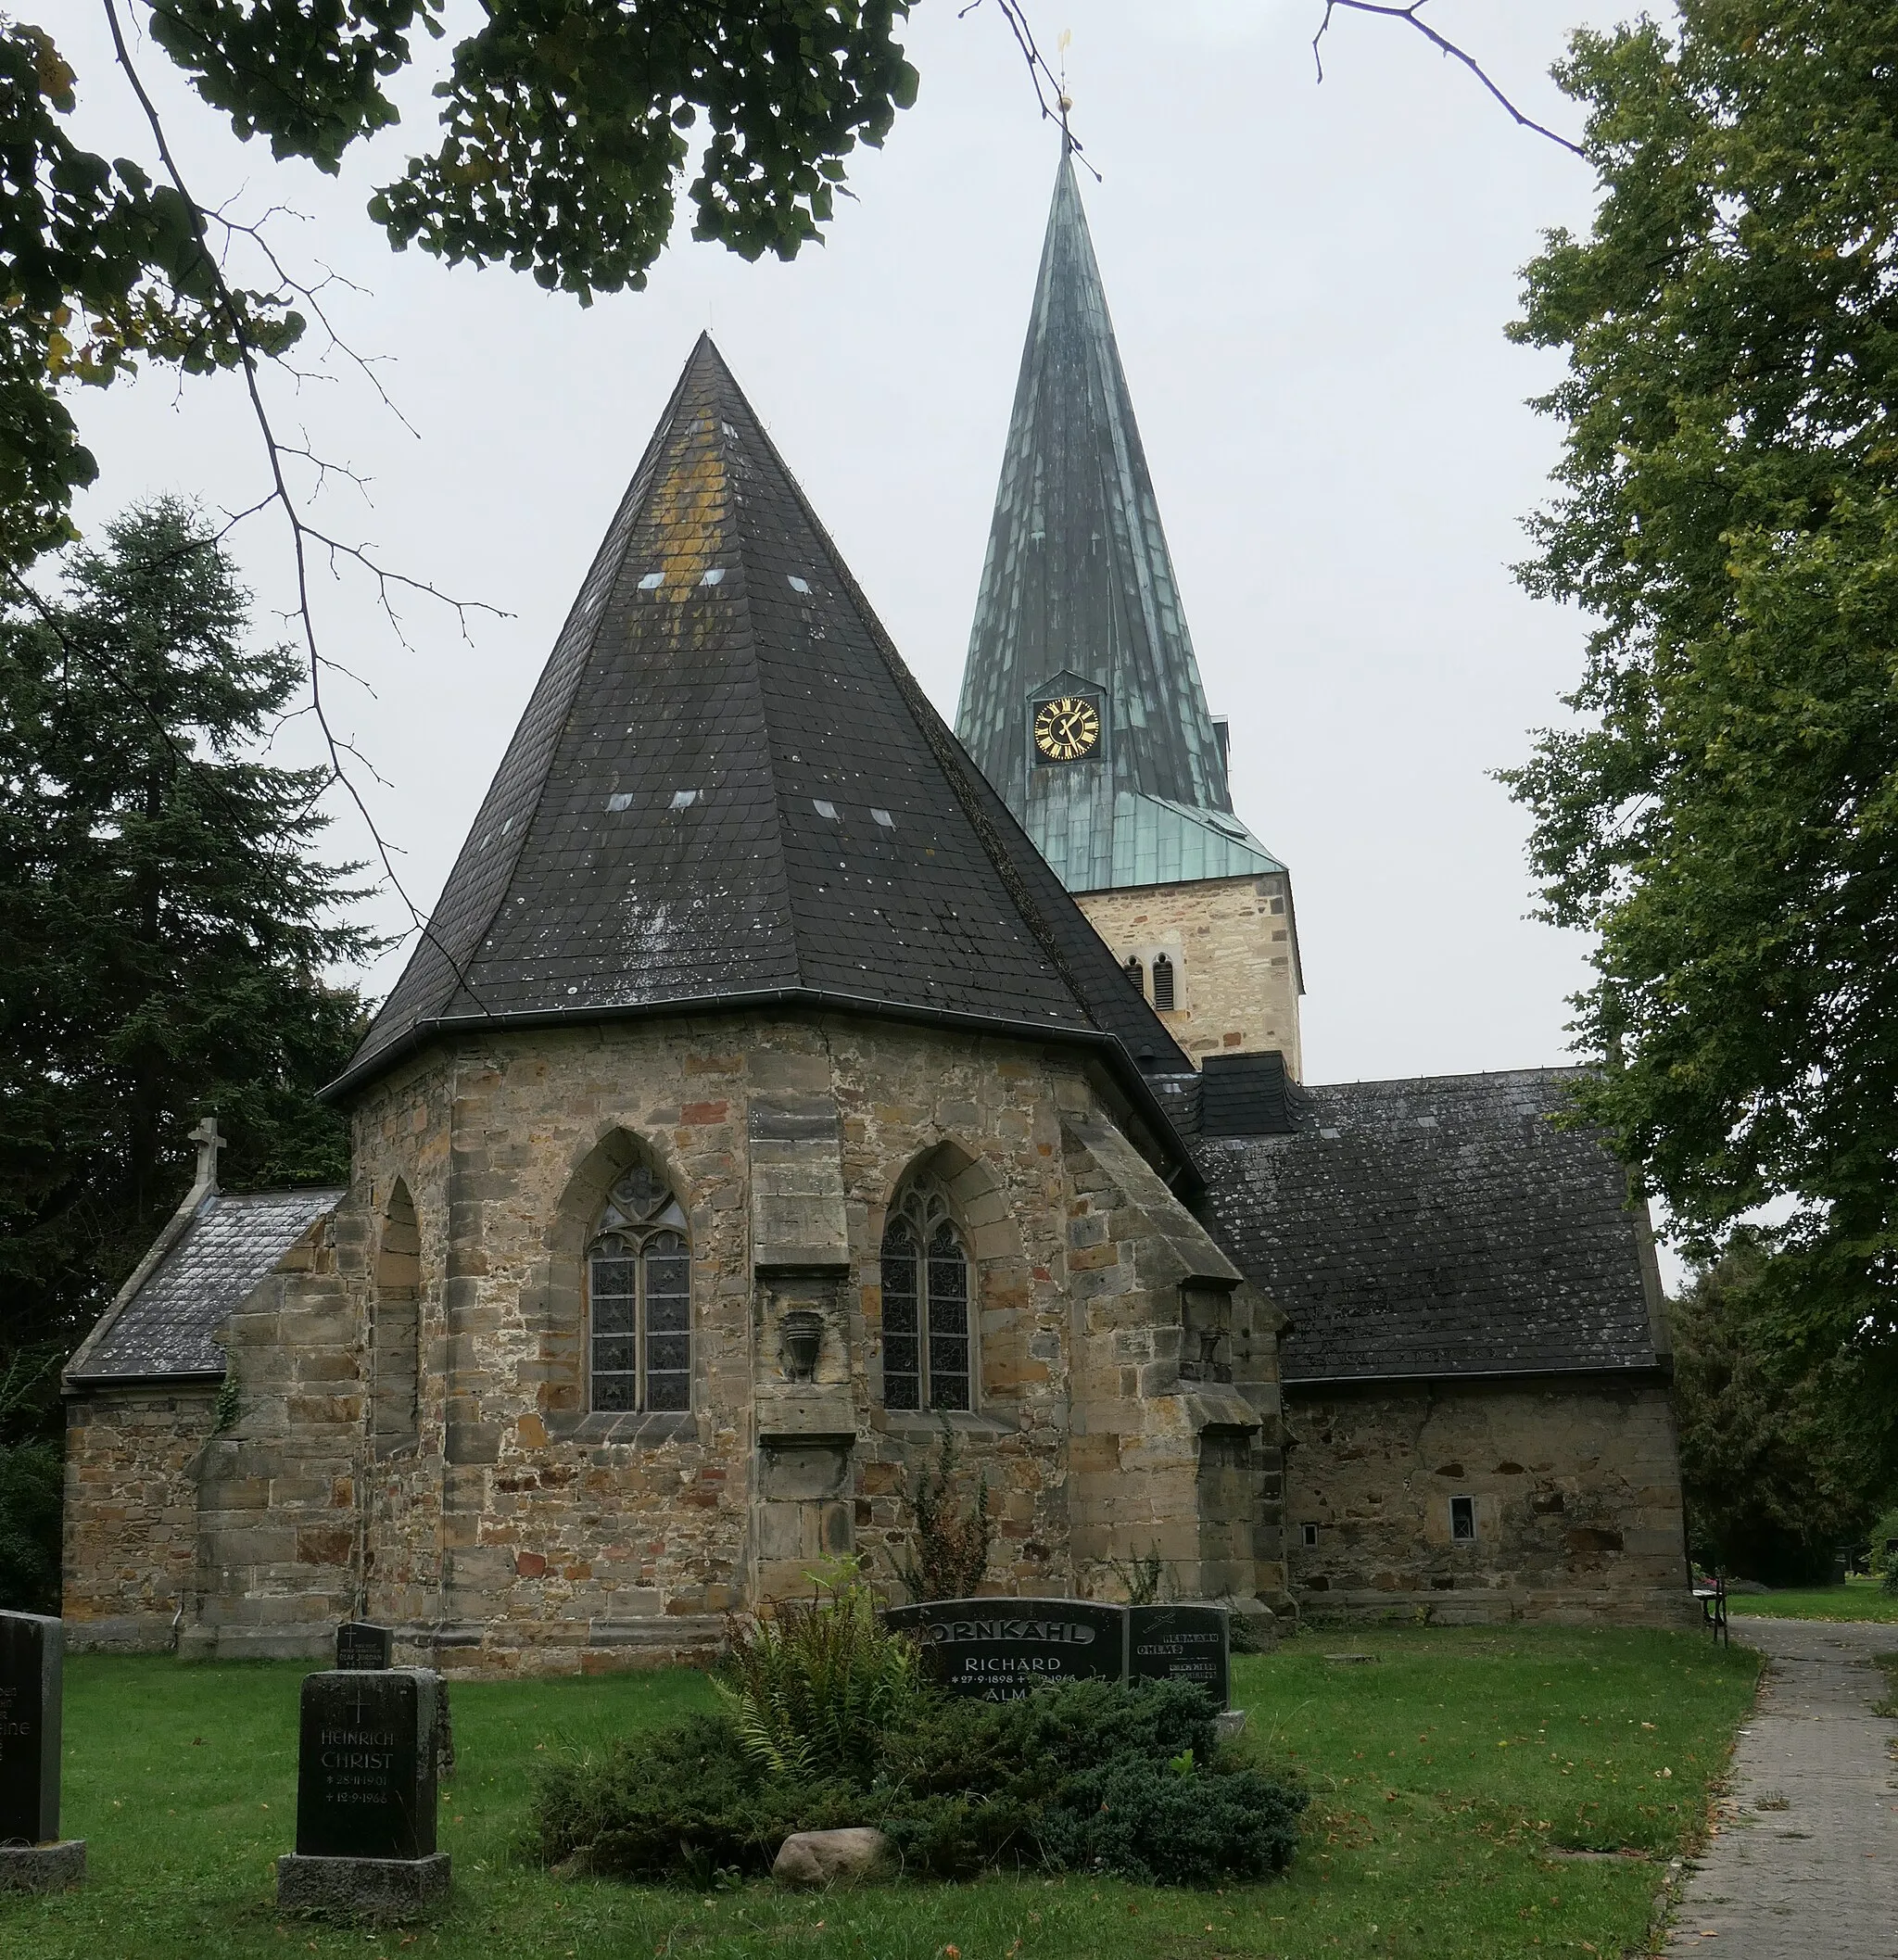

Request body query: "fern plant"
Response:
[714, 1560, 922, 1781]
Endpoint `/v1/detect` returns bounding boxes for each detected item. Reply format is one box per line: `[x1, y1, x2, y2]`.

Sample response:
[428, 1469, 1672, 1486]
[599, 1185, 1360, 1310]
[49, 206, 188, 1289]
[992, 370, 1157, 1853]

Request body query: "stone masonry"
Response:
[67, 1010, 1287, 1671]
[1284, 1376, 1691, 1625]
[61, 1386, 219, 1650]
[1077, 874, 1303, 1074]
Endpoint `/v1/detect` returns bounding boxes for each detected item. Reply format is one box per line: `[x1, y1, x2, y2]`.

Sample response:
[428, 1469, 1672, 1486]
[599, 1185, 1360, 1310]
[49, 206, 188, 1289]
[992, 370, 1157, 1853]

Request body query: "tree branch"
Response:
[1312, 1, 1585, 157]
[957, 0, 1102, 180]
[100, 0, 500, 1009]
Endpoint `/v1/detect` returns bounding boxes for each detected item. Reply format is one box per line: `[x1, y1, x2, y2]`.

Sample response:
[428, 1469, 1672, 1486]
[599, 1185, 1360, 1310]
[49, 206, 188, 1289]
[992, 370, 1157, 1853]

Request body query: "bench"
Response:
[1692, 1571, 1728, 1646]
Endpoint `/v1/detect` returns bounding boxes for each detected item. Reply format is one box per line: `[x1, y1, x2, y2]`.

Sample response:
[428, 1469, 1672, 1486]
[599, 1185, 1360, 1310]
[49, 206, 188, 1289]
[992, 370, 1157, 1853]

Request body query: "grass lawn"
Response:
[1727, 1574, 1898, 1621]
[2, 1625, 1759, 1960]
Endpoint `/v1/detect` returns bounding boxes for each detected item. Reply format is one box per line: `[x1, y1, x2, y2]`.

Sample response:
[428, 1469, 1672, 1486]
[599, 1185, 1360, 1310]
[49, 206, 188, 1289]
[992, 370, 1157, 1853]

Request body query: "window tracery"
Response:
[879, 1175, 972, 1412]
[587, 1165, 690, 1413]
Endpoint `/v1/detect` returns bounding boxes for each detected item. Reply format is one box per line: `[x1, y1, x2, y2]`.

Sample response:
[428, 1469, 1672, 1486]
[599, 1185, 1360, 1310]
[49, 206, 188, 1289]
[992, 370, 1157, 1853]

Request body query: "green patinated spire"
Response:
[955, 146, 1284, 893]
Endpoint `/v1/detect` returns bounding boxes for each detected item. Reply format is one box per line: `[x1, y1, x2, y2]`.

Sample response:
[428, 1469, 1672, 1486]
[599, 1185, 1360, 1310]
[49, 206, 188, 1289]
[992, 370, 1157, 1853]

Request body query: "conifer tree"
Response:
[0, 499, 373, 1373]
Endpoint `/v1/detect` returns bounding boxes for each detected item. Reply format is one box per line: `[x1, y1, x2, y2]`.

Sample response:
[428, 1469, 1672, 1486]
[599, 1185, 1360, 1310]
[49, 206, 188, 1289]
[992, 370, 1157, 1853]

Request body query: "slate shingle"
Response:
[333, 337, 1187, 1101]
[1196, 1069, 1662, 1383]
[72, 1188, 340, 1381]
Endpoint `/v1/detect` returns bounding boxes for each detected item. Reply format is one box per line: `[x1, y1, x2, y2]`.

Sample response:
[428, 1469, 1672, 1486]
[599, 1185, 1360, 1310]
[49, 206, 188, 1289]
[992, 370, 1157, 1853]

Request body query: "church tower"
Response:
[956, 147, 1304, 1074]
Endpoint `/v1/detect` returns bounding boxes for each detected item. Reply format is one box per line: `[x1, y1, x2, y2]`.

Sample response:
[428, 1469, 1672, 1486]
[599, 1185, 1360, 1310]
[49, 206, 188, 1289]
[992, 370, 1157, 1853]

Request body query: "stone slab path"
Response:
[1663, 1617, 1897, 1958]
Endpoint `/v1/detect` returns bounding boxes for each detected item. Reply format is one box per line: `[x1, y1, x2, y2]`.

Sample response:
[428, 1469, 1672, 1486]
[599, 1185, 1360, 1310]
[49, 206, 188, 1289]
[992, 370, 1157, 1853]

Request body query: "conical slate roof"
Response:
[955, 149, 1285, 894]
[331, 336, 1189, 1103]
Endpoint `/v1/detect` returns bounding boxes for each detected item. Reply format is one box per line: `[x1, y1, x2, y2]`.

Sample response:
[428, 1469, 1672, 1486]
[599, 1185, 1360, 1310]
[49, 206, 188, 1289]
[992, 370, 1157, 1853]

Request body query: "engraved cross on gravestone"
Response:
[335, 1622, 394, 1671]
[296, 1670, 437, 1861]
[1128, 1603, 1231, 1708]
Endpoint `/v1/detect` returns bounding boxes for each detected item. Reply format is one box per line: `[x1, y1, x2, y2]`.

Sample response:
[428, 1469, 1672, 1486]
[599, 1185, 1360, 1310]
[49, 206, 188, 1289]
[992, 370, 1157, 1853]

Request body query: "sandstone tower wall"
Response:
[1076, 872, 1302, 1074]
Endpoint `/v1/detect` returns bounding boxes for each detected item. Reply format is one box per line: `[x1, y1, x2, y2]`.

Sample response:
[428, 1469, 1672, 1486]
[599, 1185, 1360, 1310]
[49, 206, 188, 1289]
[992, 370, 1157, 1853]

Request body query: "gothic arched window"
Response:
[587, 1165, 690, 1413]
[1123, 954, 1145, 996]
[879, 1177, 972, 1412]
[1152, 953, 1177, 1011]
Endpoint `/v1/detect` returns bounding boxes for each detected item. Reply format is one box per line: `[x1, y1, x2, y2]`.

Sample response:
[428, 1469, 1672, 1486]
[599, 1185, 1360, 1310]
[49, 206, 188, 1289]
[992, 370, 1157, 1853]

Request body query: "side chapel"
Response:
[60, 150, 1690, 1667]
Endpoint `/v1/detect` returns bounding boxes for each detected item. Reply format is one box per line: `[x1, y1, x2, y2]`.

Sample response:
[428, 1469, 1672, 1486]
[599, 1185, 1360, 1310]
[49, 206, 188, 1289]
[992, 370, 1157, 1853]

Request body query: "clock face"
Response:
[1032, 695, 1102, 763]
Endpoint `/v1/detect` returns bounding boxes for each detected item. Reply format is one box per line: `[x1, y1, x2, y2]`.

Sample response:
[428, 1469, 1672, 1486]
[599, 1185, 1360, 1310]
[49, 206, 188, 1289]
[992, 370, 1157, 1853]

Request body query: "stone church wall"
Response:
[63, 1385, 219, 1650]
[180, 1217, 365, 1659]
[326, 1009, 1280, 1675]
[1076, 873, 1302, 1073]
[65, 1011, 1287, 1671]
[1283, 1375, 1692, 1625]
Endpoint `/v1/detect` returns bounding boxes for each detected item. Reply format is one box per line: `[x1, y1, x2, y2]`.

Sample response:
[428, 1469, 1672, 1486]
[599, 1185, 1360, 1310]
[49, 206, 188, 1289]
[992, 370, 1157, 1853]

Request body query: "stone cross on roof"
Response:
[189, 1115, 222, 1193]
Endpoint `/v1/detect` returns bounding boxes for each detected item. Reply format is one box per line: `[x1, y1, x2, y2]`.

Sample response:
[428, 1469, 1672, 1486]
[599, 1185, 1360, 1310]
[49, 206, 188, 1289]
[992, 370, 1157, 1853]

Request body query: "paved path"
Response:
[1663, 1617, 1897, 1957]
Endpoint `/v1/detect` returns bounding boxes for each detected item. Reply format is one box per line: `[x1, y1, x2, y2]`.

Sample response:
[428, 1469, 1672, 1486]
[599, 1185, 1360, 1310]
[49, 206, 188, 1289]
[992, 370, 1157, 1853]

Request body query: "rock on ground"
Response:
[771, 1827, 890, 1888]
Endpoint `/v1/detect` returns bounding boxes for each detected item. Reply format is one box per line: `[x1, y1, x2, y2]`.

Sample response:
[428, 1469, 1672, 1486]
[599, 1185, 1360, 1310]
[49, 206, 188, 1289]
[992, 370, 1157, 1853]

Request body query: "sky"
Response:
[56, 0, 1632, 1091]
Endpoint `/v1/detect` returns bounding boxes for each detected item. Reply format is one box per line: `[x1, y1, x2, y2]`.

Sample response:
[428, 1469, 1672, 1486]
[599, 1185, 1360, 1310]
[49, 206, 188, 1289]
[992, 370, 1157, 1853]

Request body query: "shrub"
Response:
[869, 1679, 1299, 1884]
[531, 1712, 861, 1884]
[532, 1677, 1309, 1890]
[0, 1439, 63, 1613]
[1106, 1549, 1168, 1604]
[714, 1562, 921, 1781]
[1870, 1506, 1898, 1591]
[1035, 1756, 1307, 1885]
[894, 1419, 993, 1602]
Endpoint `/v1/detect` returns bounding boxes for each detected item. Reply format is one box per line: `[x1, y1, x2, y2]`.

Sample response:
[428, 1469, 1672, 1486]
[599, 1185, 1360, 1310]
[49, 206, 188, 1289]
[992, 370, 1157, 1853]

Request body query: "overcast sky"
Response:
[57, 1, 1632, 1090]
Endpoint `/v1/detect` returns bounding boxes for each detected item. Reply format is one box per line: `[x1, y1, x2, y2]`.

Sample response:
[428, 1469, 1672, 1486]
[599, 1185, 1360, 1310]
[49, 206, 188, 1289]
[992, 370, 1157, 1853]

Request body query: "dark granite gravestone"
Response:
[884, 1600, 1128, 1701]
[1128, 1604, 1231, 1708]
[296, 1670, 436, 1858]
[0, 1612, 83, 1890]
[278, 1669, 449, 1917]
[335, 1622, 394, 1671]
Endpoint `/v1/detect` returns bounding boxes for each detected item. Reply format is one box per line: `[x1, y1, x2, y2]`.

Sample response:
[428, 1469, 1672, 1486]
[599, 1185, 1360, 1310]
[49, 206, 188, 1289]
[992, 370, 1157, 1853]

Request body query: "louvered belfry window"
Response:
[587, 1165, 690, 1412]
[879, 1177, 972, 1411]
[1152, 953, 1176, 1011]
[1123, 955, 1145, 995]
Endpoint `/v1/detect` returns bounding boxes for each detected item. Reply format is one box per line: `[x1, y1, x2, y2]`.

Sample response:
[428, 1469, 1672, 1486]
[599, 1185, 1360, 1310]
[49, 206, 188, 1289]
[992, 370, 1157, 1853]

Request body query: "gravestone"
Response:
[335, 1621, 394, 1671]
[276, 1669, 449, 1917]
[0, 1611, 83, 1890]
[884, 1600, 1128, 1701]
[1128, 1604, 1231, 1709]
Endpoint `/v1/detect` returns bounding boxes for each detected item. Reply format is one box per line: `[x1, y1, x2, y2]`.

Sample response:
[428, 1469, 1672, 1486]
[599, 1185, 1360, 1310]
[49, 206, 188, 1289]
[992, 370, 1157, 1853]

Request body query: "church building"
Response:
[58, 150, 1689, 1666]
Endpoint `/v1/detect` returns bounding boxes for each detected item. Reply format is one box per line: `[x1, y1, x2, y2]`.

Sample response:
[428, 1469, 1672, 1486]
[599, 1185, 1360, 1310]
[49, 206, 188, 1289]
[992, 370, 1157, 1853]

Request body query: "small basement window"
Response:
[1450, 1495, 1475, 1542]
[1300, 1523, 1318, 1549]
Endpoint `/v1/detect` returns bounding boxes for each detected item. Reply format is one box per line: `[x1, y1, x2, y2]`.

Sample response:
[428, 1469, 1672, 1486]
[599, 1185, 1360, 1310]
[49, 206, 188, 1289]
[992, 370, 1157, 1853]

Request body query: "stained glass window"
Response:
[587, 1166, 690, 1413]
[879, 1177, 971, 1411]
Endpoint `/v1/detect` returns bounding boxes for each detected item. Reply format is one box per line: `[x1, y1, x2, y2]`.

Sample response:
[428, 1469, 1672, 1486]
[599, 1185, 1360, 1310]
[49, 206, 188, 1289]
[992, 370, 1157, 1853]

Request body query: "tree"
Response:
[0, 2, 919, 574]
[1504, 2, 1898, 1475]
[0, 498, 372, 1376]
[4, 3, 1576, 594]
[1670, 1238, 1885, 1586]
